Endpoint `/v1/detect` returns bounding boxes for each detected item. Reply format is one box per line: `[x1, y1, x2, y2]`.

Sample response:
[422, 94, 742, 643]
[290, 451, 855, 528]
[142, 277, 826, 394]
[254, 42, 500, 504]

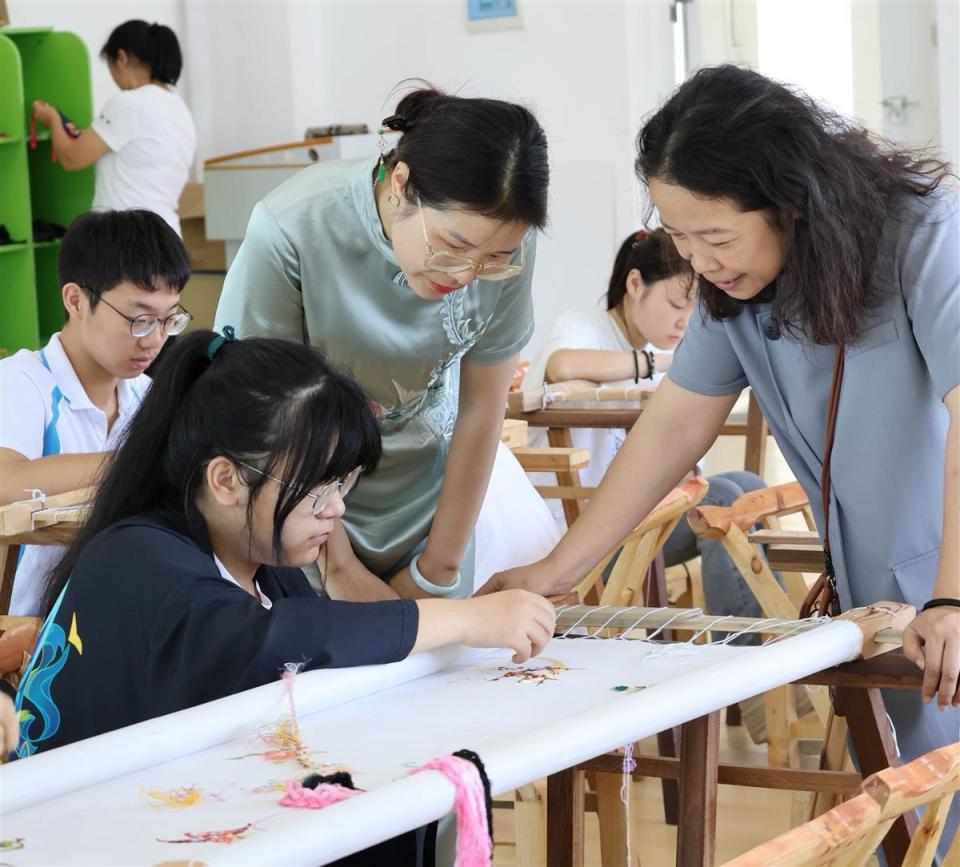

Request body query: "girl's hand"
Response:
[458, 590, 556, 663]
[31, 99, 57, 127]
[902, 607, 960, 709]
[0, 692, 19, 753]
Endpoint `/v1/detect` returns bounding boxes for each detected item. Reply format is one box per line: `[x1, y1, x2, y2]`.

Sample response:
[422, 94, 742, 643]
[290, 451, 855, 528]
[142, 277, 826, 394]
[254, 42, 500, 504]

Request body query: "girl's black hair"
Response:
[59, 209, 190, 321]
[606, 228, 695, 311]
[41, 330, 382, 615]
[384, 83, 549, 228]
[636, 65, 952, 345]
[101, 19, 183, 85]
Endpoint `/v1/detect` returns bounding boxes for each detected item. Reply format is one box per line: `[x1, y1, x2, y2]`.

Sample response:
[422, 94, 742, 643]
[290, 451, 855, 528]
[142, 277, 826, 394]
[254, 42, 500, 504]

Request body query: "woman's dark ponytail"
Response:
[383, 81, 549, 228]
[101, 19, 183, 85]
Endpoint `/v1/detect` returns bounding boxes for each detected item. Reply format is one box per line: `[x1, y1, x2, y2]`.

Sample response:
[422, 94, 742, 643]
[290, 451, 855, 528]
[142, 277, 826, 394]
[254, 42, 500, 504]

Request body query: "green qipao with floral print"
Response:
[214, 157, 536, 588]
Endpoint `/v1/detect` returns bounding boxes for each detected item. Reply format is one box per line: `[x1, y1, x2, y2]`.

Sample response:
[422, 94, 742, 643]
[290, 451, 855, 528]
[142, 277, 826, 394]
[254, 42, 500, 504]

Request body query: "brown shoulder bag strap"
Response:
[800, 345, 846, 618]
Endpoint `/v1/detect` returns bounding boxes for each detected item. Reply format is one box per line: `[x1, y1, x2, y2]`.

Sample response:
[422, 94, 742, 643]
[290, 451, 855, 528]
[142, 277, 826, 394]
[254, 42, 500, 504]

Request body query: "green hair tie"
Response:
[206, 325, 237, 361]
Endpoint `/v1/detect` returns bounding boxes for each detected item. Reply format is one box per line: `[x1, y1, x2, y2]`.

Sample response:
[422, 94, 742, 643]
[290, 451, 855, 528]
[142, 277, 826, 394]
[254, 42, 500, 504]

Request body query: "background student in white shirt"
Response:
[31, 20, 196, 236]
[0, 209, 191, 615]
[525, 229, 775, 627]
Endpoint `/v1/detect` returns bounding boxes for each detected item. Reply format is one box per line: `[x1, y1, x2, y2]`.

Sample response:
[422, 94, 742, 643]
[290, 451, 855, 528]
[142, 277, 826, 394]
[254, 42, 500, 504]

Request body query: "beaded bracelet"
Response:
[642, 349, 656, 380]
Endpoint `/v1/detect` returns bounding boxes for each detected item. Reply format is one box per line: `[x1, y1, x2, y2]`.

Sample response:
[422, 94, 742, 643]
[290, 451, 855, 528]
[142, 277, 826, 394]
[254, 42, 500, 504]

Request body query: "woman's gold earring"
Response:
[387, 194, 400, 207]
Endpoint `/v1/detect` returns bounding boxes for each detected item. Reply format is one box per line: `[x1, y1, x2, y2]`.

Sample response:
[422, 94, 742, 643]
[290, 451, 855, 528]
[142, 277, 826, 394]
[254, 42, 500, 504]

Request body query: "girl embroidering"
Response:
[15, 330, 555, 760]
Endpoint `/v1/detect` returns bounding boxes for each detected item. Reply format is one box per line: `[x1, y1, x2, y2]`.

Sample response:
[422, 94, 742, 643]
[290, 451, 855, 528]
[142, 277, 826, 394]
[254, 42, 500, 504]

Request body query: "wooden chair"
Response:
[0, 613, 42, 764]
[687, 480, 820, 618]
[0, 614, 40, 685]
[723, 741, 960, 866]
[572, 477, 709, 610]
[687, 481, 833, 773]
[0, 488, 91, 762]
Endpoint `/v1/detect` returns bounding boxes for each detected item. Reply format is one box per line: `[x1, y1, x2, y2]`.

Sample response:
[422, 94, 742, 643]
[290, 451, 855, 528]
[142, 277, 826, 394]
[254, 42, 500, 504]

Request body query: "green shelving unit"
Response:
[0, 27, 94, 355]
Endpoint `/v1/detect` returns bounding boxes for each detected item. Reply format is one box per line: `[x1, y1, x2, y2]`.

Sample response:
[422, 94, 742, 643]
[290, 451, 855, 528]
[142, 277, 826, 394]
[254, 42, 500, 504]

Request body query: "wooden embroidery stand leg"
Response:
[546, 604, 919, 867]
[573, 478, 710, 852]
[509, 483, 709, 866]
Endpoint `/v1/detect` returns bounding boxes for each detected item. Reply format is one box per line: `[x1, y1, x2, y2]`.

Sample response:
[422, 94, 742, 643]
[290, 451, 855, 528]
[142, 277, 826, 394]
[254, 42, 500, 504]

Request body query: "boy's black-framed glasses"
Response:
[98, 295, 193, 338]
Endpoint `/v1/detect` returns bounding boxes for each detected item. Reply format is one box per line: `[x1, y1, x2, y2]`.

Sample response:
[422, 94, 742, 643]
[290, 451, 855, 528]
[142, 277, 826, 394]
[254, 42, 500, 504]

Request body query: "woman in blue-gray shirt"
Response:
[484, 66, 959, 854]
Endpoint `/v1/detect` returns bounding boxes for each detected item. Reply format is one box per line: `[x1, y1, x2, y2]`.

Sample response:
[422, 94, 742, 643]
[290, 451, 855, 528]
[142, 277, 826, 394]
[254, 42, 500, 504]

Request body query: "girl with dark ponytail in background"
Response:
[525, 229, 775, 629]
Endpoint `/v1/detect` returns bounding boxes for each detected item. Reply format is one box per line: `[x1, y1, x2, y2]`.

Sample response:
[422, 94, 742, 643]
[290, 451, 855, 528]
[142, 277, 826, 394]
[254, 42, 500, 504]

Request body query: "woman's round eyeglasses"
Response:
[417, 196, 525, 282]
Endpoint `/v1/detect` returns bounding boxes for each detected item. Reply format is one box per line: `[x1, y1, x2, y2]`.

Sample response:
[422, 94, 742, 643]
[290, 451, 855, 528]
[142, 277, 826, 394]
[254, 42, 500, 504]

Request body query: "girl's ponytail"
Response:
[40, 329, 382, 616]
[605, 229, 694, 311]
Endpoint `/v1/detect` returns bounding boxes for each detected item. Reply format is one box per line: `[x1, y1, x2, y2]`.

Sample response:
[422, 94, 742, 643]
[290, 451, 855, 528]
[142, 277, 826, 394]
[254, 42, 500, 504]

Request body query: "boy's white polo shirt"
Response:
[0, 333, 150, 615]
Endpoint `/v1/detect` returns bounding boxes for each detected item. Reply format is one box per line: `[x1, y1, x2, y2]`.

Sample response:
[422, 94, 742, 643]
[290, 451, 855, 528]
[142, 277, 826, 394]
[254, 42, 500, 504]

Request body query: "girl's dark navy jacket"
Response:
[14, 512, 419, 757]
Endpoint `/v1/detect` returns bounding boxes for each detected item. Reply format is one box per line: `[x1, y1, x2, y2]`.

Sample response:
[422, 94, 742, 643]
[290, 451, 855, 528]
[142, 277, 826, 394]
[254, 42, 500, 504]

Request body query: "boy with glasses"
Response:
[0, 209, 190, 614]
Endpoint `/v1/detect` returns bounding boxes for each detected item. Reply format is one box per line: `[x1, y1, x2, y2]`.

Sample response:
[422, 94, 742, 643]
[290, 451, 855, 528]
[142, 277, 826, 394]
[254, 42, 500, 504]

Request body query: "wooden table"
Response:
[506, 391, 771, 526]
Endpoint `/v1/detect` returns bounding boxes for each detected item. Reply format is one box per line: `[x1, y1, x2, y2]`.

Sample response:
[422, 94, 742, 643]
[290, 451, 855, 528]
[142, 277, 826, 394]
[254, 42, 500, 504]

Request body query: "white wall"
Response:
[278, 0, 677, 357]
[756, 0, 854, 116]
[182, 0, 297, 164]
[851, 0, 884, 133]
[852, 1, 951, 158]
[937, 0, 959, 170]
[684, 0, 759, 72]
[875, 0, 940, 149]
[683, 0, 956, 167]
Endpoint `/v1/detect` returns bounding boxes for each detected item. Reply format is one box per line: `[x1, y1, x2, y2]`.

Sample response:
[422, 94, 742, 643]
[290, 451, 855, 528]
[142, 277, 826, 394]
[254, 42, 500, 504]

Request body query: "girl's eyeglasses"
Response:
[237, 463, 361, 515]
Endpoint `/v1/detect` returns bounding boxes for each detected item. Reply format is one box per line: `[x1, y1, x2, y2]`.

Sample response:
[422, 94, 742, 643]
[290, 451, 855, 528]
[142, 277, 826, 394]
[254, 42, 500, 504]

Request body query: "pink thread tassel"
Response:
[279, 752, 493, 866]
[412, 755, 493, 867]
[279, 778, 362, 809]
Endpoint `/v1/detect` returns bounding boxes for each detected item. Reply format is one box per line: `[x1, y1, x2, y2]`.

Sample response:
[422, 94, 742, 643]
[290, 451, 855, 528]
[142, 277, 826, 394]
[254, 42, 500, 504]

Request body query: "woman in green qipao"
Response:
[215, 86, 559, 602]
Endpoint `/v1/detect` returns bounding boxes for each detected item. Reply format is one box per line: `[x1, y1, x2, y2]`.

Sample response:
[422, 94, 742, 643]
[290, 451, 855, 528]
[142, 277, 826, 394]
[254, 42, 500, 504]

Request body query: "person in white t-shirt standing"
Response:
[525, 229, 776, 628]
[0, 210, 192, 615]
[31, 20, 196, 236]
